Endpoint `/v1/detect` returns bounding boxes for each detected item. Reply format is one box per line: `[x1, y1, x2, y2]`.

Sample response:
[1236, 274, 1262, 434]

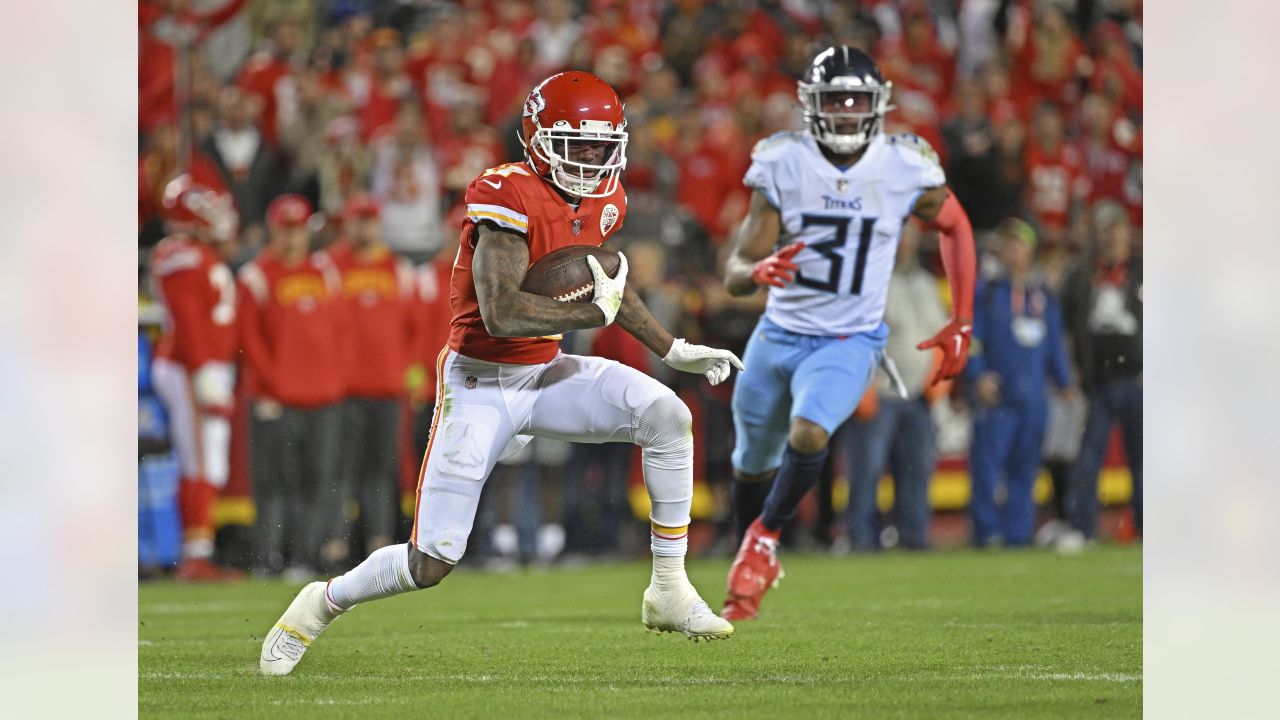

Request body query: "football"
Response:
[520, 245, 621, 303]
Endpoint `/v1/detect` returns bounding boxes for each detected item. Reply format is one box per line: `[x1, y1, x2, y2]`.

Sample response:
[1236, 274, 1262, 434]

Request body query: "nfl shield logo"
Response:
[464, 376, 477, 389]
[835, 179, 849, 193]
[571, 218, 583, 235]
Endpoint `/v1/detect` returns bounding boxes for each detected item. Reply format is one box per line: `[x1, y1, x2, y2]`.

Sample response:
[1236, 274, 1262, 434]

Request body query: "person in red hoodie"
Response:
[237, 194, 347, 578]
[149, 175, 242, 582]
[324, 193, 418, 558]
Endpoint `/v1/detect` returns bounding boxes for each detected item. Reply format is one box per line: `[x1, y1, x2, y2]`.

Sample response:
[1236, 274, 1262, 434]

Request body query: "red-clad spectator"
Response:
[725, 35, 795, 104]
[1009, 3, 1087, 114]
[237, 195, 347, 576]
[484, 37, 541, 126]
[670, 111, 740, 241]
[405, 14, 485, 141]
[148, 176, 242, 581]
[1079, 93, 1129, 207]
[584, 0, 659, 67]
[139, 0, 248, 134]
[324, 194, 419, 557]
[1088, 20, 1143, 119]
[879, 8, 954, 107]
[356, 29, 416, 141]
[236, 15, 303, 146]
[1024, 102, 1088, 237]
[437, 102, 506, 204]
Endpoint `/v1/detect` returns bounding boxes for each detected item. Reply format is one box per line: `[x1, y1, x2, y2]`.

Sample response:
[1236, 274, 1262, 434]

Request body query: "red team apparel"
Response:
[325, 243, 420, 397]
[237, 250, 347, 407]
[151, 235, 238, 370]
[1025, 141, 1088, 232]
[149, 234, 239, 565]
[448, 161, 627, 364]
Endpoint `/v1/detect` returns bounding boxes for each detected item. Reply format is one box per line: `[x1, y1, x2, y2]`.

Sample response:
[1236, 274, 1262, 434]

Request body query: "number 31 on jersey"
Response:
[794, 215, 877, 296]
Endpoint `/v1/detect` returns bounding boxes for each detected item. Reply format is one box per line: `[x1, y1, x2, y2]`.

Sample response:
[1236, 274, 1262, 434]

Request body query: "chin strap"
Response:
[922, 191, 976, 322]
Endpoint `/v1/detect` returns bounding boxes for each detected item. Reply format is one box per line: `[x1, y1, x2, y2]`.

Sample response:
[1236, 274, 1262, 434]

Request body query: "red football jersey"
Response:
[448, 161, 627, 365]
[237, 249, 347, 407]
[1025, 141, 1088, 231]
[150, 234, 237, 371]
[325, 243, 419, 398]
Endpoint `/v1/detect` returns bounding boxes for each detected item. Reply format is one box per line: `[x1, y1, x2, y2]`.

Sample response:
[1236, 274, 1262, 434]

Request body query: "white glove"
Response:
[192, 362, 235, 410]
[662, 338, 745, 386]
[587, 252, 628, 326]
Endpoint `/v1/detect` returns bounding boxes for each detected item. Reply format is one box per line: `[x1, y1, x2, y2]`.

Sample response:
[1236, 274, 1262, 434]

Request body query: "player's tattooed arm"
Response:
[724, 190, 784, 296]
[615, 286, 676, 356]
[472, 224, 607, 337]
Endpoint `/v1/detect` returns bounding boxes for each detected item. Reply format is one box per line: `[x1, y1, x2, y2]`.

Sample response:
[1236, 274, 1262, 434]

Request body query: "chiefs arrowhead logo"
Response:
[523, 88, 546, 119]
[600, 204, 619, 236]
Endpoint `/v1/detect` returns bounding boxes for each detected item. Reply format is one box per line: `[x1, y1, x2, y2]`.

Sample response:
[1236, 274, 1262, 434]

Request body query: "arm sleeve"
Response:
[923, 192, 976, 322]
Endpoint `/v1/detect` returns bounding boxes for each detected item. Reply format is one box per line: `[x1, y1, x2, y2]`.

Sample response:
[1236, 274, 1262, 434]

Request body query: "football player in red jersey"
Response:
[148, 176, 244, 582]
[261, 72, 744, 675]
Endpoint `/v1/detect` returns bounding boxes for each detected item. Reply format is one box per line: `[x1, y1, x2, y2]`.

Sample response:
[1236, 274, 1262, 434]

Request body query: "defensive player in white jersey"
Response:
[259, 72, 742, 676]
[720, 47, 977, 621]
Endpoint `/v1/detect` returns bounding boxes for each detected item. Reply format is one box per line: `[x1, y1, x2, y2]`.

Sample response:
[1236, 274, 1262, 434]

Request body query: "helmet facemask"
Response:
[167, 187, 239, 244]
[798, 80, 893, 154]
[524, 118, 628, 198]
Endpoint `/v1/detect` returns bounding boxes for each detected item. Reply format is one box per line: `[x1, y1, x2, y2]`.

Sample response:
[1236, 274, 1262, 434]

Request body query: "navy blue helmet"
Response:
[798, 46, 893, 154]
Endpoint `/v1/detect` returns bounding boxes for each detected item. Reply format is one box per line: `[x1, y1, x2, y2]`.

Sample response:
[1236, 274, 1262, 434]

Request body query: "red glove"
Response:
[751, 242, 805, 288]
[916, 317, 973, 386]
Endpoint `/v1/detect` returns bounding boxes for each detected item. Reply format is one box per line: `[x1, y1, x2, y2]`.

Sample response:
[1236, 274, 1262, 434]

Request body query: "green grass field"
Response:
[139, 546, 1141, 719]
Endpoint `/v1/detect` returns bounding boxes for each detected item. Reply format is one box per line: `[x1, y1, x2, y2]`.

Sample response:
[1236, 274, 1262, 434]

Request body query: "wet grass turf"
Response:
[139, 545, 1141, 719]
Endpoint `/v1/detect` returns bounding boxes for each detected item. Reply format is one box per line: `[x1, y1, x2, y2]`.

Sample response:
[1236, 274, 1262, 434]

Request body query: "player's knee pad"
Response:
[634, 393, 693, 463]
[634, 393, 693, 527]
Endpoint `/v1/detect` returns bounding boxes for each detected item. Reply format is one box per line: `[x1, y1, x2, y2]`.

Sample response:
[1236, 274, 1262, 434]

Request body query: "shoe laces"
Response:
[753, 535, 779, 558]
[273, 631, 306, 661]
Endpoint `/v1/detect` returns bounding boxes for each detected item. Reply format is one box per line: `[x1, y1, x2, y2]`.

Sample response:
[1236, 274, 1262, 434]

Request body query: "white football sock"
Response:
[325, 543, 417, 612]
[650, 553, 691, 592]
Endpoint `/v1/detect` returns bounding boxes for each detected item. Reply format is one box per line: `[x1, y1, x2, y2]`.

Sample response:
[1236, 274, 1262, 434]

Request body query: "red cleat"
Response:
[173, 557, 245, 583]
[721, 517, 783, 621]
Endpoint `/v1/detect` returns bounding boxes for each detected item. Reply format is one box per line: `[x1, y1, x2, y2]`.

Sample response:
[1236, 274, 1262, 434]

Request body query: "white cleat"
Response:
[642, 583, 734, 642]
[259, 581, 342, 675]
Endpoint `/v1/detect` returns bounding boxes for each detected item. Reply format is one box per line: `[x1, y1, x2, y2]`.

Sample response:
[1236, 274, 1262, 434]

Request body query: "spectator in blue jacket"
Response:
[966, 219, 1073, 547]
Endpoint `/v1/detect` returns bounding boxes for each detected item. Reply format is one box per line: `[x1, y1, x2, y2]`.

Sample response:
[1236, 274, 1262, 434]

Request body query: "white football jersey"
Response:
[744, 131, 945, 336]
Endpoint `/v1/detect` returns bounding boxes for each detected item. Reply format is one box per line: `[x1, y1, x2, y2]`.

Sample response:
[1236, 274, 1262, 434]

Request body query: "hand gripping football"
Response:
[520, 245, 622, 303]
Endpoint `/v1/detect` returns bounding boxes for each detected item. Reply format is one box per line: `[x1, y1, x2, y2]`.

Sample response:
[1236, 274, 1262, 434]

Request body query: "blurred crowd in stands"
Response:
[138, 0, 1143, 577]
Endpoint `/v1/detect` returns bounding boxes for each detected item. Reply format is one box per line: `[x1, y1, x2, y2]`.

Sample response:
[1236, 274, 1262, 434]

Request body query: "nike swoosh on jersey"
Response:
[482, 179, 502, 189]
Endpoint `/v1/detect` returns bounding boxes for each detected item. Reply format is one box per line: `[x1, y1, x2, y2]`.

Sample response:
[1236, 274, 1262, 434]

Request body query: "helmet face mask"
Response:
[521, 72, 628, 198]
[799, 47, 893, 155]
[162, 176, 239, 243]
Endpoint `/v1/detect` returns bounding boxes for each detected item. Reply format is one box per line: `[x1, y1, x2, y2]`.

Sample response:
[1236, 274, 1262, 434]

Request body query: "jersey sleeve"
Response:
[464, 167, 531, 236]
[742, 132, 798, 209]
[887, 133, 947, 192]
